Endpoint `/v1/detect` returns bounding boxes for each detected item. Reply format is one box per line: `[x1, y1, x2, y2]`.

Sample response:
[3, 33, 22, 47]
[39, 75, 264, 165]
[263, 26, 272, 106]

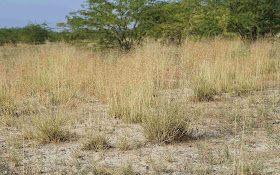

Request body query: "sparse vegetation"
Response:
[31, 114, 70, 143]
[242, 161, 264, 175]
[82, 133, 110, 151]
[119, 164, 137, 175]
[1, 0, 280, 173]
[1, 40, 279, 142]
[117, 136, 130, 151]
[0, 38, 279, 173]
[142, 101, 189, 143]
[91, 162, 115, 175]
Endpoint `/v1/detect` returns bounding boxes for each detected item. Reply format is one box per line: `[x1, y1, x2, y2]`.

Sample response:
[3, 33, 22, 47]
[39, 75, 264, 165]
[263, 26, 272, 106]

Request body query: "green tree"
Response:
[0, 28, 20, 45]
[63, 0, 156, 50]
[228, 0, 280, 41]
[147, 0, 230, 43]
[191, 0, 230, 37]
[21, 23, 50, 44]
[148, 1, 194, 45]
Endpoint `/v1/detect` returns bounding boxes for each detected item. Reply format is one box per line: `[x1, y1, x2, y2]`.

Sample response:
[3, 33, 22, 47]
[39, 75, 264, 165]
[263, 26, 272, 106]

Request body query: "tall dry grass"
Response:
[0, 39, 279, 142]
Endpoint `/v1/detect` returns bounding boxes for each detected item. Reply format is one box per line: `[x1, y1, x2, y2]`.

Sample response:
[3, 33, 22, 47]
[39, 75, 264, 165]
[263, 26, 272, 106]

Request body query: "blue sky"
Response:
[0, 0, 85, 29]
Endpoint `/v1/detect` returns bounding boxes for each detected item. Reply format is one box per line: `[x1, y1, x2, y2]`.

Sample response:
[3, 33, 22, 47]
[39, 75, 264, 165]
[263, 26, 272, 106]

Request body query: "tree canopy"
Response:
[228, 0, 280, 41]
[1, 0, 280, 48]
[63, 0, 157, 50]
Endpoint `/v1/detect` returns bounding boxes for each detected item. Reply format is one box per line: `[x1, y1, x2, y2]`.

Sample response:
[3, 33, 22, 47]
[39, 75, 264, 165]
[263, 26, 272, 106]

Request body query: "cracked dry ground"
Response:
[0, 88, 280, 175]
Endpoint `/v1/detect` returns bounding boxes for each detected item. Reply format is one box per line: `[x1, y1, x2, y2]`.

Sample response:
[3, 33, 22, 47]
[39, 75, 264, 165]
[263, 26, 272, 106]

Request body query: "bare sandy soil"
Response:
[0, 87, 279, 175]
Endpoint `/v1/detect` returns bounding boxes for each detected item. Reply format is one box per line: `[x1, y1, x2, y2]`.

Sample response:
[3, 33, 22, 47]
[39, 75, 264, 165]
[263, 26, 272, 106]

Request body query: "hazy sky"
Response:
[0, 0, 85, 29]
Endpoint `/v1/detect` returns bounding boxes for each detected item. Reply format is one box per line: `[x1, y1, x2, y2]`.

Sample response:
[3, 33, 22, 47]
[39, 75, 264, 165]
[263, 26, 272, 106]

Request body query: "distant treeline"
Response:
[0, 23, 100, 45]
[1, 0, 280, 49]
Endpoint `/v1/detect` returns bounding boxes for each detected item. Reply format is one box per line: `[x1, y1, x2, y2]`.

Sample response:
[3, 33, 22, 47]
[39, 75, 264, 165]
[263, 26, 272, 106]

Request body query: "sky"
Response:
[0, 0, 85, 29]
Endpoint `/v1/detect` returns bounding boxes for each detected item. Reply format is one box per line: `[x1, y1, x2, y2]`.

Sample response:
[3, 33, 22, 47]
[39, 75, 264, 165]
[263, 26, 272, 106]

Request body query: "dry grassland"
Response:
[0, 39, 279, 174]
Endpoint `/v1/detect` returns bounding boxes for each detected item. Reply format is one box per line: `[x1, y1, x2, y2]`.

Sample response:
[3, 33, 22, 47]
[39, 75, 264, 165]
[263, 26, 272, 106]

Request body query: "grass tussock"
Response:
[0, 39, 279, 143]
[142, 101, 189, 143]
[117, 136, 130, 151]
[22, 114, 70, 143]
[0, 87, 16, 116]
[82, 133, 111, 151]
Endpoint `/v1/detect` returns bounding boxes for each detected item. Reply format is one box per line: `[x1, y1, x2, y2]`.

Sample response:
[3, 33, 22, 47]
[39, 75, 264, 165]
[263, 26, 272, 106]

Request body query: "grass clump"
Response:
[29, 114, 70, 143]
[90, 163, 137, 175]
[91, 166, 114, 175]
[0, 88, 16, 117]
[241, 161, 264, 175]
[91, 162, 114, 175]
[142, 101, 189, 143]
[82, 133, 110, 151]
[119, 164, 138, 175]
[192, 75, 218, 101]
[117, 136, 130, 151]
